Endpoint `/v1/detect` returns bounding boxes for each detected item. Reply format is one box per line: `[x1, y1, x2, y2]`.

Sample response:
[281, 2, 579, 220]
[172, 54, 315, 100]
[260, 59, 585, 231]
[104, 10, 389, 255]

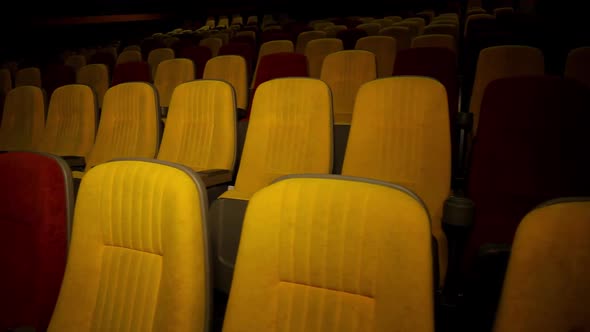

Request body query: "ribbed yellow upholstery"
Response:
[305, 38, 344, 78]
[296, 30, 327, 54]
[203, 55, 249, 110]
[321, 50, 376, 124]
[469, 45, 544, 134]
[252, 40, 295, 88]
[200, 38, 223, 57]
[154, 58, 195, 108]
[223, 175, 434, 332]
[36, 84, 96, 157]
[65, 55, 87, 73]
[564, 47, 590, 89]
[48, 159, 211, 332]
[342, 77, 451, 286]
[76, 64, 109, 108]
[116, 50, 142, 65]
[220, 78, 333, 200]
[15, 67, 41, 87]
[379, 26, 411, 50]
[412, 34, 456, 53]
[157, 80, 236, 172]
[355, 36, 397, 78]
[147, 48, 175, 79]
[84, 82, 160, 172]
[493, 198, 590, 332]
[0, 86, 45, 150]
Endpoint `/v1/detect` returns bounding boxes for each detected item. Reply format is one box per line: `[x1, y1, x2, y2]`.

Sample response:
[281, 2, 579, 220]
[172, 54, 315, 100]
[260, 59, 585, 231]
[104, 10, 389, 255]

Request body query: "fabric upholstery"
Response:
[48, 159, 210, 332]
[0, 152, 70, 331]
[342, 76, 451, 286]
[223, 175, 434, 332]
[493, 198, 590, 332]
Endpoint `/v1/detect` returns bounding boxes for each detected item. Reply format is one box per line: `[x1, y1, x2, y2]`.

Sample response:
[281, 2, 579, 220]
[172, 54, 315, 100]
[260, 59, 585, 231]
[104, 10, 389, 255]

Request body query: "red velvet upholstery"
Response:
[0, 152, 70, 331]
[111, 61, 151, 86]
[42, 64, 76, 98]
[464, 75, 590, 269]
[394, 47, 459, 118]
[177, 45, 212, 79]
[219, 42, 256, 75]
[248, 52, 308, 118]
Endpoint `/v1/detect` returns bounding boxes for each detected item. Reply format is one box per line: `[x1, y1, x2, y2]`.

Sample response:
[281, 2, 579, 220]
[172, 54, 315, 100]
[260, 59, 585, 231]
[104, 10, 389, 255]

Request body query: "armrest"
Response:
[442, 195, 475, 228]
[442, 195, 476, 298]
[61, 155, 86, 172]
[455, 111, 473, 133]
[197, 169, 233, 188]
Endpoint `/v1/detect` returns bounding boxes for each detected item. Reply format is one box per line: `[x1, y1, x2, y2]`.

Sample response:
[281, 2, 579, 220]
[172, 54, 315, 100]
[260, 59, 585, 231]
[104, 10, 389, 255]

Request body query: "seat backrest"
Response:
[48, 159, 211, 332]
[111, 62, 152, 86]
[177, 45, 213, 79]
[423, 23, 458, 40]
[203, 55, 248, 110]
[252, 40, 295, 88]
[320, 50, 376, 124]
[36, 84, 97, 157]
[304, 38, 344, 78]
[116, 50, 142, 65]
[76, 64, 109, 108]
[296, 30, 327, 54]
[395, 21, 420, 38]
[469, 45, 544, 134]
[84, 82, 160, 171]
[157, 80, 236, 172]
[492, 198, 590, 332]
[65, 55, 87, 73]
[234, 78, 332, 196]
[42, 64, 77, 98]
[342, 76, 451, 285]
[154, 58, 195, 108]
[393, 47, 459, 115]
[379, 25, 412, 50]
[564, 46, 590, 89]
[0, 151, 73, 332]
[465, 76, 590, 266]
[356, 22, 381, 36]
[355, 36, 397, 78]
[411, 34, 456, 53]
[223, 175, 434, 332]
[199, 37, 223, 57]
[336, 28, 369, 49]
[147, 47, 175, 78]
[15, 67, 42, 87]
[0, 86, 45, 151]
[404, 17, 426, 34]
[252, 52, 309, 92]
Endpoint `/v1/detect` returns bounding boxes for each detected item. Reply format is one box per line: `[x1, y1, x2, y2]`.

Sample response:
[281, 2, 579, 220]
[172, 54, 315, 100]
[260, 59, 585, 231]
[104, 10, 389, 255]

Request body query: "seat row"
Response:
[1, 151, 588, 332]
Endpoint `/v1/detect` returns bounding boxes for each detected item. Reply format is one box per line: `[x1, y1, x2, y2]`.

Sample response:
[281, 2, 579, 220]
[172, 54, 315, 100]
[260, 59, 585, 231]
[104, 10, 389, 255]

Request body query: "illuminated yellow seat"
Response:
[0, 86, 45, 151]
